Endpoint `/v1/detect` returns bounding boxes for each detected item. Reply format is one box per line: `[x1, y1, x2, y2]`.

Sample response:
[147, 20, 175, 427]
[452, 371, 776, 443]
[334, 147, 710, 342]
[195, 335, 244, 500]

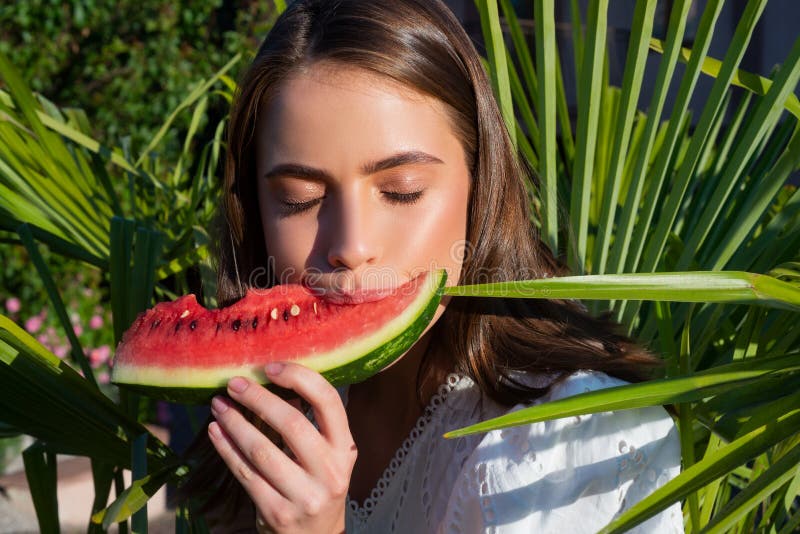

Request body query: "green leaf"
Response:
[635, 0, 768, 277]
[444, 271, 800, 310]
[0, 314, 176, 470]
[93, 463, 187, 529]
[532, 0, 559, 254]
[135, 54, 241, 167]
[649, 38, 800, 121]
[678, 305, 700, 531]
[568, 0, 609, 273]
[17, 223, 98, 388]
[443, 352, 800, 438]
[22, 441, 60, 534]
[613, 0, 724, 320]
[673, 35, 800, 272]
[592, 0, 657, 275]
[475, 0, 515, 147]
[702, 443, 800, 533]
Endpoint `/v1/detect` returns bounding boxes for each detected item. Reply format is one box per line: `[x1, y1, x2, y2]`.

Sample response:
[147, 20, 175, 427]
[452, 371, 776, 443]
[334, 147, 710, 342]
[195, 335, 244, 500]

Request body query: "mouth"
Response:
[302, 273, 422, 305]
[318, 287, 396, 305]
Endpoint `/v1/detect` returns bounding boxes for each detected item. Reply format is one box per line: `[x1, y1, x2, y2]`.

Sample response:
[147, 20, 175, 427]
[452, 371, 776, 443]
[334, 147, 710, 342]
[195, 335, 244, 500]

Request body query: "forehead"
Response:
[256, 63, 461, 167]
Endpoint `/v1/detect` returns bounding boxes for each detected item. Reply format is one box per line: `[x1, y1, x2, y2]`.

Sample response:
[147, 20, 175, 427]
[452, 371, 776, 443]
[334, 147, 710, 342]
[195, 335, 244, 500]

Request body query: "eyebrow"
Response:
[262, 150, 444, 181]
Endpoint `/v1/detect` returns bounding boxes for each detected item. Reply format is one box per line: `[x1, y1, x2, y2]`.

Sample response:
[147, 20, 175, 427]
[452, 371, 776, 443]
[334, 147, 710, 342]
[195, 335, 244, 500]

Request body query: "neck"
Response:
[348, 331, 435, 417]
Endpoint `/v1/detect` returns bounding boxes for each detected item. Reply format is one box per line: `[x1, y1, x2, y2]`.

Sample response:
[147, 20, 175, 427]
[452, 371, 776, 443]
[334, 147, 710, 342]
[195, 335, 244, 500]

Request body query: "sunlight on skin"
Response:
[255, 61, 472, 358]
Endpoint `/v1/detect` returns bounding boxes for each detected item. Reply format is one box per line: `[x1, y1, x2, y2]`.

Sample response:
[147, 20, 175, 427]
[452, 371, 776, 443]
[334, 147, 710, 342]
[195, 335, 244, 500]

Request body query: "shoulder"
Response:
[440, 370, 683, 533]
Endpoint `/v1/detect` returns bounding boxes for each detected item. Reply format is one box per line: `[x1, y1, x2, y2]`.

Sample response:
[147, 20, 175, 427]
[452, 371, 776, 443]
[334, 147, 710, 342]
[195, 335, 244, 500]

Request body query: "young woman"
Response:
[183, 0, 683, 532]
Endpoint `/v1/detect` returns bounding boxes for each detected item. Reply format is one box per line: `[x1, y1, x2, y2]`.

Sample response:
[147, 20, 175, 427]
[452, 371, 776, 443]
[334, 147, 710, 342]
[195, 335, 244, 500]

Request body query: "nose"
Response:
[325, 193, 381, 272]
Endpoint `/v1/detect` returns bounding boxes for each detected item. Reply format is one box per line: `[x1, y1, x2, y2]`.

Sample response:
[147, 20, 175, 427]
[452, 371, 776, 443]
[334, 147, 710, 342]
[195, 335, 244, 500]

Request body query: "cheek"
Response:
[259, 199, 316, 285]
[396, 185, 469, 280]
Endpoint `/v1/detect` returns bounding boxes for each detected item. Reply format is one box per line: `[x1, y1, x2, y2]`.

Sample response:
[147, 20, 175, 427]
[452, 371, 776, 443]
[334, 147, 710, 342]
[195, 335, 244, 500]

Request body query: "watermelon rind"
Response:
[112, 269, 447, 404]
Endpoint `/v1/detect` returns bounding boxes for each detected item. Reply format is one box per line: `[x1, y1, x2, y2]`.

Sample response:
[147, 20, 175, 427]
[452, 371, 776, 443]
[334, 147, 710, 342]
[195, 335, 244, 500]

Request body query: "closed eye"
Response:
[279, 197, 323, 216]
[383, 190, 424, 205]
[277, 190, 424, 217]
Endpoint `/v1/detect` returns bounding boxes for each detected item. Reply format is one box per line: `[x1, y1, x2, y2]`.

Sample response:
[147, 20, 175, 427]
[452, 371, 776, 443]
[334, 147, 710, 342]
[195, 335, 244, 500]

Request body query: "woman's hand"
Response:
[208, 362, 357, 533]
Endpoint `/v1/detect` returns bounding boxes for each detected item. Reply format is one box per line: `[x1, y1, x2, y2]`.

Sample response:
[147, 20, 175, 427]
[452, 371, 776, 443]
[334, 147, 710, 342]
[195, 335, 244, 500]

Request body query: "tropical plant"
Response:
[0, 0, 280, 165]
[457, 0, 800, 532]
[0, 40, 242, 530]
[0, 0, 798, 532]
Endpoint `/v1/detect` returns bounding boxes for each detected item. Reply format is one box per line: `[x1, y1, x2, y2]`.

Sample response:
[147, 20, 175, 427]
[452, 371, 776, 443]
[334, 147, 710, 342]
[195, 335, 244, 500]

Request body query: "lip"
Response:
[314, 286, 395, 305]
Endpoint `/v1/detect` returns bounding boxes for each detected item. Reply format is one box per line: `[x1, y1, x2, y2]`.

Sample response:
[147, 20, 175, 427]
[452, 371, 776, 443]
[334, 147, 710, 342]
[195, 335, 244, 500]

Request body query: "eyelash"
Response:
[279, 190, 424, 215]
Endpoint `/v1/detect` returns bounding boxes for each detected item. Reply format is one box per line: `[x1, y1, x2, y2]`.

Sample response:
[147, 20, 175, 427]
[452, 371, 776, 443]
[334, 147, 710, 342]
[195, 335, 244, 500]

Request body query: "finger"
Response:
[225, 374, 339, 478]
[261, 362, 354, 451]
[207, 419, 288, 510]
[210, 396, 313, 502]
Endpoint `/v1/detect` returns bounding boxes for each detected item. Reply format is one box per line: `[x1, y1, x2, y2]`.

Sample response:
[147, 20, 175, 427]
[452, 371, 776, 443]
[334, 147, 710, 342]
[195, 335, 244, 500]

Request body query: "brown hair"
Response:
[179, 0, 662, 523]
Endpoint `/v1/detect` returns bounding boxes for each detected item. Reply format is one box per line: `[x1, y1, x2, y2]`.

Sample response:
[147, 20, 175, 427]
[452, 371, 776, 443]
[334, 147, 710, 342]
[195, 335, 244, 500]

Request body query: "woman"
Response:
[183, 0, 683, 532]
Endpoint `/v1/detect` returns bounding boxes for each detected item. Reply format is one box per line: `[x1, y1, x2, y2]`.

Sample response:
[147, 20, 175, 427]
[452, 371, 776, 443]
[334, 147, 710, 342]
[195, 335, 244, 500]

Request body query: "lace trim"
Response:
[347, 372, 465, 524]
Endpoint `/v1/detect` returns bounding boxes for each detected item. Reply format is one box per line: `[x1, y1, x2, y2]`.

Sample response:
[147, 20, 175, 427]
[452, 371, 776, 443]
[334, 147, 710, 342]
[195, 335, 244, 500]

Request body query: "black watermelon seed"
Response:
[283, 309, 290, 321]
[151, 319, 160, 330]
[232, 319, 241, 331]
[174, 322, 181, 333]
[251, 317, 258, 329]
[216, 323, 222, 332]
[189, 320, 197, 331]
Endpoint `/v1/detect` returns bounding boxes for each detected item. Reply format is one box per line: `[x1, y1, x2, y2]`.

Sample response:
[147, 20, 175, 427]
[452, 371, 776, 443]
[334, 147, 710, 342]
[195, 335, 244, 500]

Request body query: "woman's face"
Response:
[255, 63, 470, 326]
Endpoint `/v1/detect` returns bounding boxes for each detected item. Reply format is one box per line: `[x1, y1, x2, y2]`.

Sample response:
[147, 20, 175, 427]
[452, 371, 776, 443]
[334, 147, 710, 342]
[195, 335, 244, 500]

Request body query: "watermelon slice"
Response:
[111, 269, 447, 403]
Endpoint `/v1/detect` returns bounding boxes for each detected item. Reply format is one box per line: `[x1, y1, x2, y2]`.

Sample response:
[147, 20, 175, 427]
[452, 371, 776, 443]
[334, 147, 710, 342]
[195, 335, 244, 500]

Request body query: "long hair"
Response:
[179, 0, 663, 524]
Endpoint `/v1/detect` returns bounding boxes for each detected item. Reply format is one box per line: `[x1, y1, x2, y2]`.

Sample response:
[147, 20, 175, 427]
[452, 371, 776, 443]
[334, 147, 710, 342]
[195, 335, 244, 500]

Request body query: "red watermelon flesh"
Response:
[111, 269, 446, 402]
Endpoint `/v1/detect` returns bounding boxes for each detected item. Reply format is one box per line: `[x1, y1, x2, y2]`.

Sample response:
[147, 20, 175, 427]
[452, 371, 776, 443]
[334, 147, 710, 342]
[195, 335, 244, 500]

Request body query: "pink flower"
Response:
[25, 315, 43, 334]
[89, 315, 104, 330]
[5, 297, 21, 314]
[73, 324, 83, 337]
[37, 334, 48, 344]
[54, 345, 68, 359]
[89, 345, 111, 368]
[97, 371, 110, 384]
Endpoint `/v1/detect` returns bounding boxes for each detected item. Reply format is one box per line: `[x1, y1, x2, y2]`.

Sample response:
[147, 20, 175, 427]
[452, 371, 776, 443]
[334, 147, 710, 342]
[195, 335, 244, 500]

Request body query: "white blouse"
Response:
[340, 370, 684, 533]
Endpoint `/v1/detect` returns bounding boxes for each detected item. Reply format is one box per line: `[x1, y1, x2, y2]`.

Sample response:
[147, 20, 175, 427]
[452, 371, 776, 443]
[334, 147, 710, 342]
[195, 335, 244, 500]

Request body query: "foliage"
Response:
[471, 0, 800, 531]
[0, 0, 278, 161]
[0, 9, 241, 523]
[0, 0, 798, 532]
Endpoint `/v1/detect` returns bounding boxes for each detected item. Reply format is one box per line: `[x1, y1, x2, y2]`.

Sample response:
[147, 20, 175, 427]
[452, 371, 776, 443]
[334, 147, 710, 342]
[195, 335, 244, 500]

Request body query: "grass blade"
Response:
[22, 442, 60, 533]
[637, 0, 768, 274]
[649, 38, 800, 120]
[93, 464, 187, 529]
[18, 223, 98, 388]
[614, 0, 724, 280]
[568, 0, 608, 273]
[444, 352, 800, 438]
[708, 124, 800, 270]
[533, 0, 559, 254]
[593, 0, 657, 275]
[673, 35, 800, 271]
[444, 271, 800, 310]
[475, 0, 515, 147]
[678, 305, 700, 531]
[702, 443, 800, 533]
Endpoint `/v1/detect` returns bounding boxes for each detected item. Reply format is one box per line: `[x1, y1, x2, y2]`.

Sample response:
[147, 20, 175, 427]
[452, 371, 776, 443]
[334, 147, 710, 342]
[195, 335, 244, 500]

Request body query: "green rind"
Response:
[114, 269, 447, 404]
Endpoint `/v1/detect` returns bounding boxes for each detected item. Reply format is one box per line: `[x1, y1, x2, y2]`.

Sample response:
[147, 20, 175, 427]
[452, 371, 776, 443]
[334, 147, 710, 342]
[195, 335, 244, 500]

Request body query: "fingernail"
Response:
[265, 362, 285, 376]
[211, 396, 228, 414]
[208, 421, 222, 438]
[228, 377, 249, 393]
